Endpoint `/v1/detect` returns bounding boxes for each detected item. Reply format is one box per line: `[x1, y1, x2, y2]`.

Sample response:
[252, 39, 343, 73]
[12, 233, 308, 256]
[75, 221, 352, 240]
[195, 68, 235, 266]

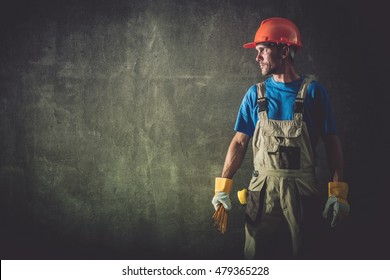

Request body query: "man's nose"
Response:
[256, 53, 263, 62]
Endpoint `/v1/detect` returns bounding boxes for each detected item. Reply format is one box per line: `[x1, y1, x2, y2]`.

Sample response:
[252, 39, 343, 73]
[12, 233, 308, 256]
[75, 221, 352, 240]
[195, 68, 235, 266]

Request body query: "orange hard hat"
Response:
[243, 17, 302, 49]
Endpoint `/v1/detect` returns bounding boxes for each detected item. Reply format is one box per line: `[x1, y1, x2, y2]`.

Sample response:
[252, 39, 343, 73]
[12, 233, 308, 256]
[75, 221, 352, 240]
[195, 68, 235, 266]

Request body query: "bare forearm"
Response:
[323, 135, 344, 182]
[221, 132, 250, 179]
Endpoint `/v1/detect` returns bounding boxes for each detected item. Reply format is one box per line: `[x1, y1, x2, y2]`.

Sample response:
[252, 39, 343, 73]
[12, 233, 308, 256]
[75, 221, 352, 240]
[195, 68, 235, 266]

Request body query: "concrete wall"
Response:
[1, 0, 388, 259]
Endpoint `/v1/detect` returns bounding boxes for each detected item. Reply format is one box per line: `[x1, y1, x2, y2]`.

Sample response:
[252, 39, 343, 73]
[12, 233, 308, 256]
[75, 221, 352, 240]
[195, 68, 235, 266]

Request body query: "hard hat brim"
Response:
[243, 42, 256, 48]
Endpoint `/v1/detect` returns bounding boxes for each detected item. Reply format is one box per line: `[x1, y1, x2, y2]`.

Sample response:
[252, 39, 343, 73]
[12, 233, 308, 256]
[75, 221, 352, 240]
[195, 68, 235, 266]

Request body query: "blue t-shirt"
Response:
[234, 76, 337, 148]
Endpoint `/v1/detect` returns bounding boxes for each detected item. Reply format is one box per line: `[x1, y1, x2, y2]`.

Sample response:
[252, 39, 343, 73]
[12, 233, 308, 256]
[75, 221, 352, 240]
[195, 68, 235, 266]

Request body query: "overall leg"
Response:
[244, 177, 292, 259]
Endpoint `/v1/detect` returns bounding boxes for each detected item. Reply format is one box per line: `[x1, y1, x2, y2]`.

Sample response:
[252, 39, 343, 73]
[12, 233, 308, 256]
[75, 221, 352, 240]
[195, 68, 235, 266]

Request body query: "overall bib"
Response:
[244, 78, 320, 259]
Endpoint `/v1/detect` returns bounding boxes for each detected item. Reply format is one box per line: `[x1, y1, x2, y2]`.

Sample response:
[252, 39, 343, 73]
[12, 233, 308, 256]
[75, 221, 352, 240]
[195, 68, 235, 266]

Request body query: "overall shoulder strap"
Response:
[256, 82, 267, 113]
[294, 77, 313, 113]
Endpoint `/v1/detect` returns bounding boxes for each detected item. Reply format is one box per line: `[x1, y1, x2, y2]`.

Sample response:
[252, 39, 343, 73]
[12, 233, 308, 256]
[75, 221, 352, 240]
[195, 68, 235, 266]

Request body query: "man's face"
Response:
[255, 43, 283, 76]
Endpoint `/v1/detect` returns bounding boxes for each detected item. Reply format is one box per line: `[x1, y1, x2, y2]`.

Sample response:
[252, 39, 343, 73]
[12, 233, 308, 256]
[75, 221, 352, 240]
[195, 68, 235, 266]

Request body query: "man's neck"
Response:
[272, 65, 300, 83]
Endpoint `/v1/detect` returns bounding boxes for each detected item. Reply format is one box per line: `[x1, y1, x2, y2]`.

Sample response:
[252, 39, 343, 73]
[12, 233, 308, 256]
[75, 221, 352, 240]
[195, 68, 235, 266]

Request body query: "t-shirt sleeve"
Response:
[307, 81, 337, 136]
[234, 85, 257, 137]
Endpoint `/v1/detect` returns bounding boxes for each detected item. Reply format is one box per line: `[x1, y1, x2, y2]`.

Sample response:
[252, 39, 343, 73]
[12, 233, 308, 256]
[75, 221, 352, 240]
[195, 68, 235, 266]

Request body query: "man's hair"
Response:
[261, 42, 297, 60]
[289, 46, 297, 59]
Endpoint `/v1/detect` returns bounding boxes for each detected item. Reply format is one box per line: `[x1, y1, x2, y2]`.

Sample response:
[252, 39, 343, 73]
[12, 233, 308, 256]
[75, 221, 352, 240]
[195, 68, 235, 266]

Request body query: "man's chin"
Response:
[260, 70, 269, 76]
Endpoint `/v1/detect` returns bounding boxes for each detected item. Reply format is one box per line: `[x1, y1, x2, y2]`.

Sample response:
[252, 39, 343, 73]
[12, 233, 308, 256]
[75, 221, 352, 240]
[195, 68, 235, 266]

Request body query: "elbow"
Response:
[232, 132, 250, 149]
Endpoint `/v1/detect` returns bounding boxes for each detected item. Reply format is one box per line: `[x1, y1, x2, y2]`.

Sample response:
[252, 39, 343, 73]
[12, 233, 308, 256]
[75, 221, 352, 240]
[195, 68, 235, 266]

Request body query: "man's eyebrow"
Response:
[255, 45, 269, 50]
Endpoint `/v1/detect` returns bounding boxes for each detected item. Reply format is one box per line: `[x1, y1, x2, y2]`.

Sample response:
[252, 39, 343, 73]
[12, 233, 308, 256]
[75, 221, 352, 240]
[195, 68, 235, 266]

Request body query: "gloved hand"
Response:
[322, 182, 350, 227]
[211, 177, 233, 211]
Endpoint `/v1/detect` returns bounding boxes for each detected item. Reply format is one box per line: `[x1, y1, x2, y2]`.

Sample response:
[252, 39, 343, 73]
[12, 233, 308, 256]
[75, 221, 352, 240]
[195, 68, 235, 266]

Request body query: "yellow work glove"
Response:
[322, 182, 350, 227]
[211, 177, 233, 211]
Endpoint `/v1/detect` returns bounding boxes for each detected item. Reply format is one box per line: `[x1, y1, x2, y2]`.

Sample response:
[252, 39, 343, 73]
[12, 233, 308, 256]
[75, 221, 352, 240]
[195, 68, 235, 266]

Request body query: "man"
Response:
[212, 17, 349, 259]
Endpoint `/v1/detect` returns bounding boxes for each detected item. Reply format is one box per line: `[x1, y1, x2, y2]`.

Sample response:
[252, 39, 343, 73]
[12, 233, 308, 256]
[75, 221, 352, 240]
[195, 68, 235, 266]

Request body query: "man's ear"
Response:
[281, 45, 290, 59]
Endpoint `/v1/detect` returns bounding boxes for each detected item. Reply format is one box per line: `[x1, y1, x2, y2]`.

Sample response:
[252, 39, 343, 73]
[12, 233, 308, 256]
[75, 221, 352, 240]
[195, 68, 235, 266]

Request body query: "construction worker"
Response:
[212, 17, 349, 259]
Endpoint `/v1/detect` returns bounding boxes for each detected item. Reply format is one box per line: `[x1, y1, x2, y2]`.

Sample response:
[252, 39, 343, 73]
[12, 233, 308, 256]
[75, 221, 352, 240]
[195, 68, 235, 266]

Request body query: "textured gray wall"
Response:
[1, 0, 388, 259]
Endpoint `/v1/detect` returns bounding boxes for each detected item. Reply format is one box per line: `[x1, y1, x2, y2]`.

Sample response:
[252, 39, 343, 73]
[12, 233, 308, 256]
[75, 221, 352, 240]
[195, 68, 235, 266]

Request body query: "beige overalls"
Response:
[244, 77, 320, 259]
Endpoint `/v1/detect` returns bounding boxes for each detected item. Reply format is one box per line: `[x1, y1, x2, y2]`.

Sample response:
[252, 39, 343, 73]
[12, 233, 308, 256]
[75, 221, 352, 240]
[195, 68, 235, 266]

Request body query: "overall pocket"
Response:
[245, 175, 267, 224]
[279, 145, 300, 169]
[245, 190, 263, 224]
